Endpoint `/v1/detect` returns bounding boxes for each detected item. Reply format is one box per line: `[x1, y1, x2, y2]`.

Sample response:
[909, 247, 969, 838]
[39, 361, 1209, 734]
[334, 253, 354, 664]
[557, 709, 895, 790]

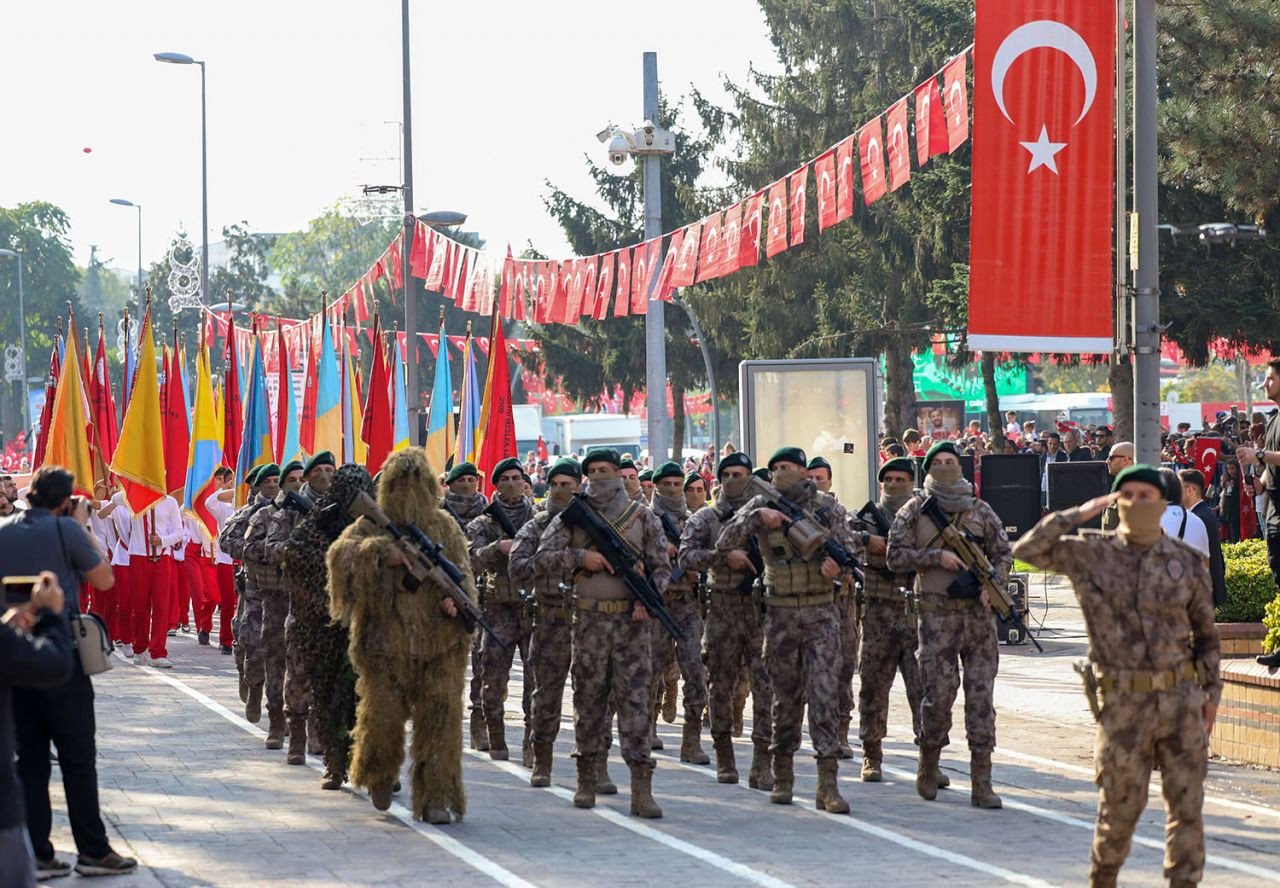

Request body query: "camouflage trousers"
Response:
[765, 601, 842, 758]
[528, 610, 572, 744]
[468, 633, 483, 717]
[857, 599, 922, 745]
[571, 607, 653, 765]
[480, 601, 533, 726]
[649, 593, 707, 723]
[243, 587, 289, 717]
[836, 592, 860, 720]
[283, 612, 312, 721]
[1091, 684, 1208, 884]
[232, 567, 248, 678]
[703, 596, 772, 746]
[917, 604, 999, 754]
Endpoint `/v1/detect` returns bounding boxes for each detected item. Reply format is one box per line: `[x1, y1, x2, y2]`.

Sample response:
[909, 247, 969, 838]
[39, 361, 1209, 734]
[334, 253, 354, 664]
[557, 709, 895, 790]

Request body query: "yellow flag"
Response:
[109, 307, 167, 514]
[42, 330, 95, 495]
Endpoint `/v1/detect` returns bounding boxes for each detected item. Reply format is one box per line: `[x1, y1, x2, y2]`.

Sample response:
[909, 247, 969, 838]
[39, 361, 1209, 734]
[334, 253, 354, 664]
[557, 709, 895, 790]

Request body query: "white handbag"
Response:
[71, 611, 114, 676]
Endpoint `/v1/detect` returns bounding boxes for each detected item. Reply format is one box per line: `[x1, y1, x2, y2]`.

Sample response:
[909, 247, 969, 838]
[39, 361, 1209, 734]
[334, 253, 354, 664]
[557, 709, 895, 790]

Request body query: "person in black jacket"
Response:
[1, 572, 75, 888]
[1180, 469, 1227, 608]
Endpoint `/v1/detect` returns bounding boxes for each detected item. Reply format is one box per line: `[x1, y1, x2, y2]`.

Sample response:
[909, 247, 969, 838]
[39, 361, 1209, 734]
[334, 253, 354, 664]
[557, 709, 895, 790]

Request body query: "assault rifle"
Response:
[482, 500, 519, 539]
[442, 500, 468, 531]
[283, 490, 314, 515]
[656, 510, 688, 583]
[343, 490, 508, 650]
[559, 495, 684, 641]
[745, 476, 865, 585]
[918, 495, 1042, 652]
[856, 502, 898, 584]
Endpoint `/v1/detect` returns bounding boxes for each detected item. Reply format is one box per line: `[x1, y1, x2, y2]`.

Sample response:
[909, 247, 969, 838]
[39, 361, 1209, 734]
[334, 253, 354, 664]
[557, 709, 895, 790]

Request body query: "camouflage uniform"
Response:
[243, 498, 291, 744]
[219, 496, 270, 709]
[268, 483, 317, 760]
[533, 481, 670, 814]
[1013, 507, 1221, 887]
[886, 491, 1011, 806]
[467, 496, 536, 760]
[447, 490, 490, 748]
[680, 495, 773, 786]
[718, 479, 860, 811]
[649, 494, 709, 763]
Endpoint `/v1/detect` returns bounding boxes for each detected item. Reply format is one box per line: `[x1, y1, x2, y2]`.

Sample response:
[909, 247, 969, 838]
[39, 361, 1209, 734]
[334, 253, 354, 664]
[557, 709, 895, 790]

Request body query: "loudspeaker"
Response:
[999, 574, 1031, 646]
[979, 454, 1042, 541]
[1047, 460, 1111, 528]
[913, 454, 975, 488]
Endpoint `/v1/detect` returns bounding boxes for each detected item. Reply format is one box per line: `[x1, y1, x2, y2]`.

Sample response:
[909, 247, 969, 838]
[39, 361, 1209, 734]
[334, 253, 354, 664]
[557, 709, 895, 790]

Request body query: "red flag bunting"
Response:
[886, 98, 912, 191]
[669, 222, 699, 291]
[914, 77, 950, 165]
[835, 135, 856, 223]
[614, 249, 632, 318]
[765, 179, 788, 257]
[943, 52, 970, 152]
[788, 165, 808, 247]
[719, 202, 743, 278]
[594, 251, 616, 319]
[858, 117, 888, 205]
[814, 149, 838, 231]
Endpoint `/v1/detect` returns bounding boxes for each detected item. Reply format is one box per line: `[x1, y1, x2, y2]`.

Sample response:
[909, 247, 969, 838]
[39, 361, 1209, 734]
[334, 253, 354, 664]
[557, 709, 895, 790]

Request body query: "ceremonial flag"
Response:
[235, 332, 274, 505]
[765, 179, 788, 257]
[110, 307, 167, 514]
[360, 317, 394, 474]
[453, 329, 482, 465]
[163, 344, 190, 499]
[739, 190, 765, 267]
[313, 310, 343, 460]
[184, 335, 221, 538]
[179, 342, 192, 437]
[886, 98, 912, 191]
[968, 3, 1114, 352]
[788, 166, 808, 247]
[391, 335, 410, 453]
[42, 327, 94, 495]
[424, 314, 455, 473]
[223, 314, 243, 471]
[943, 52, 970, 152]
[90, 321, 118, 466]
[298, 324, 318, 456]
[859, 117, 888, 205]
[814, 150, 838, 231]
[214, 381, 225, 452]
[476, 316, 516, 494]
[342, 336, 367, 466]
[274, 323, 301, 465]
[33, 340, 61, 470]
[914, 77, 950, 165]
[835, 135, 856, 223]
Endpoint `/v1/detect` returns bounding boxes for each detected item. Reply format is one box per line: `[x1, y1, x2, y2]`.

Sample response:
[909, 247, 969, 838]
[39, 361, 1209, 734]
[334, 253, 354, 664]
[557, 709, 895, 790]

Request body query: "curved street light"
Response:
[153, 51, 209, 305]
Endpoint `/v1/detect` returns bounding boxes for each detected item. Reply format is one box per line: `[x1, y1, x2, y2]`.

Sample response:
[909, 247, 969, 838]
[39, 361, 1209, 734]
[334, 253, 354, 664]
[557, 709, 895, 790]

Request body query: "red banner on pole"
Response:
[968, 0, 1115, 352]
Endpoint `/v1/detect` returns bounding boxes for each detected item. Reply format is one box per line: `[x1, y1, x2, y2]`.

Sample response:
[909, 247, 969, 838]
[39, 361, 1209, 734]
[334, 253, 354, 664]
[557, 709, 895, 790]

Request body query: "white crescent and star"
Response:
[991, 19, 1098, 175]
[866, 137, 881, 180]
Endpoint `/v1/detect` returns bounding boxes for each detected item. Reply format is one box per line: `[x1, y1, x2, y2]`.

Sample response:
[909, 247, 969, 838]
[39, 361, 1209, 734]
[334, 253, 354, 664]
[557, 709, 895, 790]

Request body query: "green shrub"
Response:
[1220, 538, 1278, 625]
[1265, 596, 1280, 654]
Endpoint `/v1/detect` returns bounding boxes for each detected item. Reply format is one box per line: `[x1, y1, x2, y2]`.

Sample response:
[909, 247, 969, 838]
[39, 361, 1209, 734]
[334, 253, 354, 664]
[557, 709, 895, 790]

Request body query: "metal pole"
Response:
[17, 253, 28, 437]
[1113, 0, 1127, 357]
[1132, 0, 1160, 464]
[199, 61, 209, 305]
[136, 205, 143, 297]
[401, 0, 420, 445]
[674, 298, 719, 451]
[642, 51, 667, 464]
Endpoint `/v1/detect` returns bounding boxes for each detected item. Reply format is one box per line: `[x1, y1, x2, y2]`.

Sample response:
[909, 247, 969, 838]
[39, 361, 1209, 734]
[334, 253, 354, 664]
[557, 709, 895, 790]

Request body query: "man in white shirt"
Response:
[204, 468, 237, 654]
[123, 495, 184, 667]
[97, 489, 136, 648]
[169, 515, 191, 635]
[1158, 468, 1210, 558]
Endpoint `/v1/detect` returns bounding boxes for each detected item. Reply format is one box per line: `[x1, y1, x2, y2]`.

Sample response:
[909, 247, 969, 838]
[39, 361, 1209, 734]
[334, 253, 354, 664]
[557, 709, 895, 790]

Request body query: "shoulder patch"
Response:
[1166, 556, 1186, 582]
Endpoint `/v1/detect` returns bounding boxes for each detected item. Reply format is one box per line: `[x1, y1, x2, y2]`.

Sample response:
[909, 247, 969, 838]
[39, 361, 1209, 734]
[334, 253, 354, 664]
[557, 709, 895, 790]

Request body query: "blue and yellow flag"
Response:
[391, 339, 410, 453]
[314, 312, 343, 459]
[185, 338, 221, 537]
[425, 318, 454, 473]
[235, 333, 274, 506]
[454, 330, 481, 465]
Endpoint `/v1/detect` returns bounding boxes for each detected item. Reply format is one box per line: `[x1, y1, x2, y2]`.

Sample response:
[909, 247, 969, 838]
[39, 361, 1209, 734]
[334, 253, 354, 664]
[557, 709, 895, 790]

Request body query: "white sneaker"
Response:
[150, 657, 173, 669]
[132, 652, 150, 666]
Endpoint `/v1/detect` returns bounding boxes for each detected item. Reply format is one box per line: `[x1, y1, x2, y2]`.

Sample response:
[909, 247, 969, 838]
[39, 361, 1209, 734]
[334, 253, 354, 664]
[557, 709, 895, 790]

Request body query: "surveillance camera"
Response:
[609, 150, 630, 166]
[642, 119, 655, 133]
[596, 126, 616, 144]
[607, 133, 631, 157]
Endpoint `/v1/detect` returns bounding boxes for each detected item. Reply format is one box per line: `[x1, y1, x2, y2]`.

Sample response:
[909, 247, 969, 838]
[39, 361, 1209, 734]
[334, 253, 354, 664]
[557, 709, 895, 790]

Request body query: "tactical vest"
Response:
[758, 495, 834, 597]
[913, 507, 982, 600]
[706, 508, 753, 593]
[570, 501, 645, 602]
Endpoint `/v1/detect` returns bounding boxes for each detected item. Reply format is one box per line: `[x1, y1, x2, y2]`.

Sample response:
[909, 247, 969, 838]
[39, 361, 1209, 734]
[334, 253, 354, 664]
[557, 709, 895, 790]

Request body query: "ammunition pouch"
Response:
[946, 569, 982, 600]
[573, 597, 632, 616]
[762, 557, 830, 596]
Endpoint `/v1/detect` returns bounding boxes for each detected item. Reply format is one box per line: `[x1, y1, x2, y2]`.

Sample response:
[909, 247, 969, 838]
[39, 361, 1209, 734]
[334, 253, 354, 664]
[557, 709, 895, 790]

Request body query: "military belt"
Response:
[574, 597, 632, 615]
[535, 604, 568, 625]
[762, 591, 835, 608]
[707, 590, 757, 609]
[915, 597, 982, 614]
[1094, 659, 1202, 695]
[487, 585, 525, 605]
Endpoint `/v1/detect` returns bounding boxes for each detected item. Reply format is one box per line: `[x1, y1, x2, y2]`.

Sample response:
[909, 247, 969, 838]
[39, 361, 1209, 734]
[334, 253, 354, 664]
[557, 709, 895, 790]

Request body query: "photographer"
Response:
[0, 467, 135, 878]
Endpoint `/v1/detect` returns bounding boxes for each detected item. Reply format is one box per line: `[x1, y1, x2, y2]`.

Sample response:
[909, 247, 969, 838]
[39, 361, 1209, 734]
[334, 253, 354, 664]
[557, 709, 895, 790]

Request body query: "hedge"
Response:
[1222, 539, 1276, 625]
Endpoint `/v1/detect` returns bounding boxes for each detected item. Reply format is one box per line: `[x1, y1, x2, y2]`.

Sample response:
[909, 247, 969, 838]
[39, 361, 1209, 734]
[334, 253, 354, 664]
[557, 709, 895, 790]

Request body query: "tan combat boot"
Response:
[748, 741, 774, 791]
[320, 758, 343, 791]
[265, 710, 286, 750]
[815, 756, 850, 814]
[596, 757, 618, 794]
[629, 762, 663, 818]
[244, 684, 263, 723]
[1088, 866, 1118, 888]
[838, 716, 854, 759]
[469, 709, 488, 751]
[713, 735, 738, 783]
[917, 745, 941, 800]
[573, 756, 596, 808]
[680, 716, 710, 765]
[487, 716, 509, 761]
[370, 779, 394, 811]
[769, 754, 794, 804]
[238, 671, 249, 703]
[530, 740, 554, 787]
[286, 717, 307, 765]
[970, 751, 1002, 809]
[861, 741, 882, 782]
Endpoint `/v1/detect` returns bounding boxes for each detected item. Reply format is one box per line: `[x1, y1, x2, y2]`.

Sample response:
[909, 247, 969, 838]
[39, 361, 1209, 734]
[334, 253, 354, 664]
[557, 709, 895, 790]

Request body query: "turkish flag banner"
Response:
[719, 202, 743, 277]
[655, 229, 684, 300]
[886, 98, 912, 191]
[765, 179, 788, 258]
[943, 53, 970, 153]
[548, 260, 569, 323]
[581, 257, 599, 317]
[858, 118, 888, 205]
[614, 248, 632, 318]
[424, 237, 448, 290]
[814, 149, 838, 231]
[968, 0, 1115, 352]
[594, 251, 616, 319]
[788, 165, 808, 247]
[631, 238, 660, 315]
[669, 222, 700, 291]
[739, 191, 765, 267]
[695, 212, 723, 283]
[914, 78, 950, 166]
[835, 135, 856, 223]
[564, 258, 587, 320]
[533, 262, 552, 323]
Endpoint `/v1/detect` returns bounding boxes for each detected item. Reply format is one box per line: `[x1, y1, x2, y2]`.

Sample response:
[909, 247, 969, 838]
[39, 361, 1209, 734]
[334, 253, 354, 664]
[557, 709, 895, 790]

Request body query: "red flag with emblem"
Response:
[654, 230, 683, 300]
[739, 191, 765, 267]
[886, 99, 912, 191]
[859, 117, 888, 205]
[594, 251, 616, 319]
[669, 222, 700, 291]
[943, 53, 970, 152]
[613, 248, 632, 318]
[835, 135, 856, 223]
[788, 166, 808, 246]
[765, 179, 788, 257]
[631, 239, 658, 315]
[915, 77, 950, 165]
[695, 213, 723, 283]
[814, 149, 838, 231]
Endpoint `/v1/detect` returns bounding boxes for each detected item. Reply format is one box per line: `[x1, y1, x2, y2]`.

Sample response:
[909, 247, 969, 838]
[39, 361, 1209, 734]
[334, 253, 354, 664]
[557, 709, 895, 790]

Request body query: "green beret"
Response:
[547, 458, 582, 482]
[878, 457, 916, 481]
[582, 448, 621, 472]
[1112, 463, 1163, 493]
[490, 457, 524, 485]
[652, 461, 683, 484]
[445, 461, 479, 484]
[244, 465, 262, 487]
[717, 452, 753, 477]
[807, 455, 832, 473]
[281, 460, 304, 478]
[684, 471, 705, 490]
[619, 456, 637, 472]
[304, 451, 335, 475]
[767, 446, 807, 470]
[923, 441, 961, 471]
[638, 469, 654, 483]
[752, 467, 772, 481]
[256, 463, 281, 481]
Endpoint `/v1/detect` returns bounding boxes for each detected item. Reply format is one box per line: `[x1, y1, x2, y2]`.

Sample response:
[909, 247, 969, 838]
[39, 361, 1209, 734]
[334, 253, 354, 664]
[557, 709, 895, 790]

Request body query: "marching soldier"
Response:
[467, 457, 537, 765]
[509, 458, 581, 787]
[679, 452, 772, 789]
[648, 461, 709, 765]
[531, 448, 671, 818]
[886, 441, 1011, 809]
[443, 462, 490, 750]
[218, 465, 266, 702]
[220, 465, 277, 722]
[684, 472, 708, 512]
[1012, 465, 1220, 888]
[718, 447, 859, 814]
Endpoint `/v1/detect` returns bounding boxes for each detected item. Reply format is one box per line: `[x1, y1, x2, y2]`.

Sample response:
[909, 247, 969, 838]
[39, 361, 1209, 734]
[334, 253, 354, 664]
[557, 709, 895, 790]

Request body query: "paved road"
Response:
[41, 578, 1280, 887]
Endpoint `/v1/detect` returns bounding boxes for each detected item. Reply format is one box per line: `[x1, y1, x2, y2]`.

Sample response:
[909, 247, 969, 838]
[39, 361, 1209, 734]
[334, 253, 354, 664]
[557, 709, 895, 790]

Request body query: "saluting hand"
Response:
[1077, 493, 1119, 521]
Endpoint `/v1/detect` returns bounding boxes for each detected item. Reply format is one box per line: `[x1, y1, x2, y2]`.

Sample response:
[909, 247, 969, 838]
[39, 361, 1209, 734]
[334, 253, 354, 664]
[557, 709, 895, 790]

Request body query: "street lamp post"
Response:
[399, 0, 419, 443]
[641, 53, 667, 463]
[109, 198, 143, 297]
[0, 249, 29, 438]
[153, 51, 209, 305]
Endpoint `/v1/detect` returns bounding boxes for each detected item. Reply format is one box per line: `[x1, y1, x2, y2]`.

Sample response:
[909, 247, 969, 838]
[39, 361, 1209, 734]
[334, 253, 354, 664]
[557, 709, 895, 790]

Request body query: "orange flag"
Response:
[42, 329, 95, 495]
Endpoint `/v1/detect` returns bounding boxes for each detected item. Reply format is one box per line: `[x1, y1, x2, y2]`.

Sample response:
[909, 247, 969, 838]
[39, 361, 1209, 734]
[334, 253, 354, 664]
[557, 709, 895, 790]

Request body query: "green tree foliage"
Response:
[76, 246, 133, 321]
[1160, 363, 1239, 404]
[269, 202, 398, 318]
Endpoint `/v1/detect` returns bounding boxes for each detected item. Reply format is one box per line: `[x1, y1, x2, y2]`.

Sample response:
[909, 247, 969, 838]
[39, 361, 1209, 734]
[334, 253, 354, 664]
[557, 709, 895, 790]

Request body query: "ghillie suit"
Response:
[286, 465, 371, 788]
[328, 449, 475, 823]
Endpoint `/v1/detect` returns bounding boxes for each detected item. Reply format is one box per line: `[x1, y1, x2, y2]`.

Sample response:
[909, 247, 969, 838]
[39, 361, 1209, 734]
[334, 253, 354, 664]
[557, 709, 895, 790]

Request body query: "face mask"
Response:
[623, 477, 641, 496]
[548, 487, 575, 509]
[1117, 498, 1165, 547]
[451, 478, 478, 498]
[685, 488, 707, 511]
[497, 479, 524, 502]
[654, 492, 685, 515]
[720, 475, 750, 500]
[882, 478, 913, 499]
[928, 462, 962, 485]
[308, 473, 332, 495]
[587, 477, 625, 505]
[772, 466, 806, 489]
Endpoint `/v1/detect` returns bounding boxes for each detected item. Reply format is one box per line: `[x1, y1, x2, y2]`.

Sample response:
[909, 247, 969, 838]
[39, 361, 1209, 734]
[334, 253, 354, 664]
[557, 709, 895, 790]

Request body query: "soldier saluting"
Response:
[1012, 464, 1220, 888]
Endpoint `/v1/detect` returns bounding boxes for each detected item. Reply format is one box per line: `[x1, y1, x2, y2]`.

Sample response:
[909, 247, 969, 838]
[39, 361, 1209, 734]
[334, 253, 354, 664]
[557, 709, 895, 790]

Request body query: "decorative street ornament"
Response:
[167, 230, 204, 311]
[4, 345, 22, 382]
